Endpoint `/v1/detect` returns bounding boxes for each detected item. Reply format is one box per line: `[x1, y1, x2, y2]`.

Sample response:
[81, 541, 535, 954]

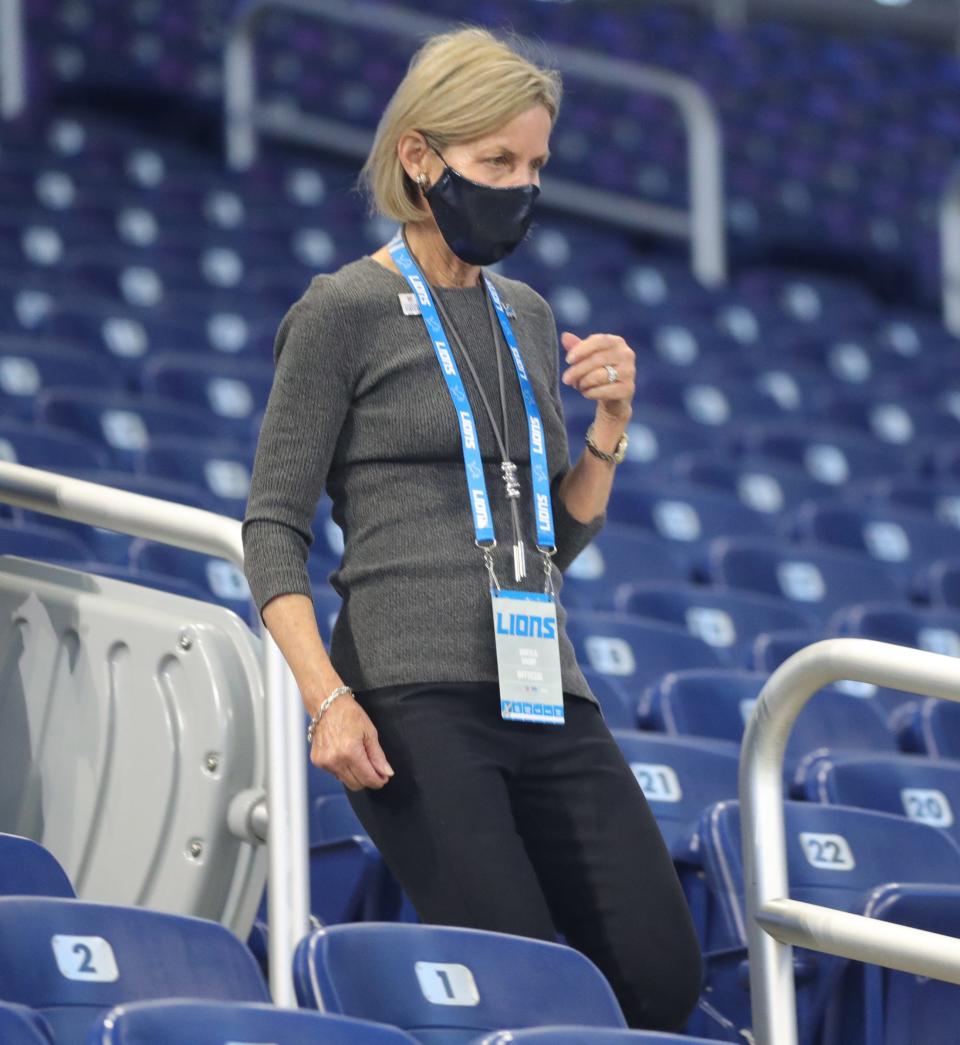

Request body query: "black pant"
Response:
[346, 682, 702, 1032]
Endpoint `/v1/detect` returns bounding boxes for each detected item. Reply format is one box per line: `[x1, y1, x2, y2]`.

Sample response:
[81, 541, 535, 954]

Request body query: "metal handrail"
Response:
[741, 637, 960, 1045]
[223, 0, 727, 286]
[0, 461, 310, 1009]
[940, 162, 960, 337]
[0, 0, 26, 120]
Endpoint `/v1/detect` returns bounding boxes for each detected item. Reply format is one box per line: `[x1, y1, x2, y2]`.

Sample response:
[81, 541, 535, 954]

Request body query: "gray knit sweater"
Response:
[242, 255, 605, 701]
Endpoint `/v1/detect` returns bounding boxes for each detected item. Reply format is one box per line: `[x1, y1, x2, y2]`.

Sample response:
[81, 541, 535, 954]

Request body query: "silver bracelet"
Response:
[306, 686, 353, 745]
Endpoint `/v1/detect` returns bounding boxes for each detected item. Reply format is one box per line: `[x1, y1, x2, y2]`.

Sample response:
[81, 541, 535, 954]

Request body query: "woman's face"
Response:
[424, 105, 552, 191]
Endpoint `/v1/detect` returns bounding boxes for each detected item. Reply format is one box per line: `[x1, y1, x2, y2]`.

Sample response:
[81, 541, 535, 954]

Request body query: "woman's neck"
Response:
[402, 221, 481, 288]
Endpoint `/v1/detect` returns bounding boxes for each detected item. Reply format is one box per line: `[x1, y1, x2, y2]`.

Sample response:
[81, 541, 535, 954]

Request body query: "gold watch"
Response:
[585, 422, 629, 464]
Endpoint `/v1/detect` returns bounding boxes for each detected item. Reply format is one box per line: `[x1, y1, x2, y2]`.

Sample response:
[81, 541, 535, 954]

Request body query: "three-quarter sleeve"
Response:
[242, 279, 355, 617]
[537, 300, 606, 573]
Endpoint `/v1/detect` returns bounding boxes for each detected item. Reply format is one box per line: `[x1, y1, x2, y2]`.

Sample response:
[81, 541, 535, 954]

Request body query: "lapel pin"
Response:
[399, 292, 421, 316]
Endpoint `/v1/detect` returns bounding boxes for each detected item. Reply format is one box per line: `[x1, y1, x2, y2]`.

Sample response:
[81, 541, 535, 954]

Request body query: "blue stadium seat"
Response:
[0, 897, 268, 1042]
[479, 1030, 719, 1044]
[897, 698, 960, 759]
[0, 520, 91, 567]
[136, 439, 252, 519]
[611, 732, 738, 854]
[788, 502, 959, 593]
[671, 453, 833, 515]
[816, 392, 960, 450]
[0, 1003, 53, 1045]
[829, 602, 960, 658]
[640, 669, 897, 786]
[635, 374, 786, 429]
[0, 835, 74, 898]
[799, 752, 960, 850]
[796, 337, 927, 391]
[294, 923, 626, 1040]
[705, 537, 908, 622]
[130, 542, 252, 619]
[736, 423, 907, 486]
[36, 390, 224, 469]
[748, 630, 915, 723]
[735, 271, 879, 330]
[604, 482, 776, 562]
[92, 1000, 417, 1044]
[684, 801, 960, 1044]
[748, 629, 822, 673]
[562, 526, 691, 611]
[923, 559, 960, 612]
[830, 883, 960, 1045]
[140, 354, 273, 443]
[866, 478, 960, 531]
[565, 612, 723, 702]
[579, 668, 639, 730]
[614, 582, 815, 666]
[0, 338, 124, 420]
[306, 794, 398, 925]
[0, 419, 108, 472]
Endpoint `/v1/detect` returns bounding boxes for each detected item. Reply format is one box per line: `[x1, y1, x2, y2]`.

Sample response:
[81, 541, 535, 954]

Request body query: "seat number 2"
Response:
[51, 935, 119, 982]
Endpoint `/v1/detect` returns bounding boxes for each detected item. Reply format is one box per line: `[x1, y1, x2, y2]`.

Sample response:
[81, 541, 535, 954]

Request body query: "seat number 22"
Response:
[799, 833, 856, 871]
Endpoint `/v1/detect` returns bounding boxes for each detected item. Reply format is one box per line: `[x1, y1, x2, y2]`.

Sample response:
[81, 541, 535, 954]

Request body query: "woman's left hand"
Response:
[560, 331, 636, 421]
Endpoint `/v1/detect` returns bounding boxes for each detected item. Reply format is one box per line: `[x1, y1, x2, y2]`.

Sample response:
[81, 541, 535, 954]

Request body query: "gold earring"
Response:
[416, 171, 429, 193]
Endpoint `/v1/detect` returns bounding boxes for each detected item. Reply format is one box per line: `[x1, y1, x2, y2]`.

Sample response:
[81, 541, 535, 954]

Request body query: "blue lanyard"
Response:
[388, 232, 556, 553]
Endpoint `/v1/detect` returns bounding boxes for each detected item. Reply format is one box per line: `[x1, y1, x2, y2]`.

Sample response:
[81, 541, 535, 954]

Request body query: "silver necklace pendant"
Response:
[501, 460, 521, 500]
[513, 540, 527, 583]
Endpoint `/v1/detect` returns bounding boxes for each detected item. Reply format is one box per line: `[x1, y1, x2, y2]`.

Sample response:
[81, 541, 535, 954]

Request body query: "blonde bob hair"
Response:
[360, 27, 562, 224]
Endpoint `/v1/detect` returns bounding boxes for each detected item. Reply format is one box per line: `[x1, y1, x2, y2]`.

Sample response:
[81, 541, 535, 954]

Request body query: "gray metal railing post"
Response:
[940, 163, 960, 337]
[223, 0, 727, 285]
[0, 462, 310, 1008]
[741, 637, 960, 1045]
[0, 0, 26, 120]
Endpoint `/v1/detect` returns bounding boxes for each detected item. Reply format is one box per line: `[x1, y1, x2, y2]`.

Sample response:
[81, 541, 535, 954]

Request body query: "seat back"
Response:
[806, 753, 960, 852]
[848, 884, 960, 1045]
[611, 732, 739, 853]
[706, 537, 906, 621]
[0, 834, 74, 898]
[0, 557, 266, 935]
[478, 1030, 719, 1044]
[578, 668, 636, 729]
[830, 603, 960, 659]
[294, 923, 626, 1040]
[615, 582, 815, 665]
[791, 503, 957, 584]
[562, 526, 690, 611]
[697, 801, 960, 950]
[565, 612, 722, 698]
[94, 1000, 416, 1044]
[0, 1002, 54, 1044]
[641, 670, 896, 776]
[899, 697, 960, 759]
[0, 897, 268, 1041]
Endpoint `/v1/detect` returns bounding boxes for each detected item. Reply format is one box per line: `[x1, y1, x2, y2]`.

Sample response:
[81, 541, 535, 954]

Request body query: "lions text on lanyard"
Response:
[389, 232, 565, 725]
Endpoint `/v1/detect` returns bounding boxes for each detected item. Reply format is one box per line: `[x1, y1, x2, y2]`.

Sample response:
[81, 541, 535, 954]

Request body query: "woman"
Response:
[243, 27, 701, 1031]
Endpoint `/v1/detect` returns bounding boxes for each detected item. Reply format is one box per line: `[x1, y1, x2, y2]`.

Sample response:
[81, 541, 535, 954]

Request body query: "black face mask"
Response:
[422, 148, 540, 267]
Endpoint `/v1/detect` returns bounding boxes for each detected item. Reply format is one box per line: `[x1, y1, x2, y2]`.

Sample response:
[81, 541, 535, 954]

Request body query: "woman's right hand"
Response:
[310, 693, 395, 791]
